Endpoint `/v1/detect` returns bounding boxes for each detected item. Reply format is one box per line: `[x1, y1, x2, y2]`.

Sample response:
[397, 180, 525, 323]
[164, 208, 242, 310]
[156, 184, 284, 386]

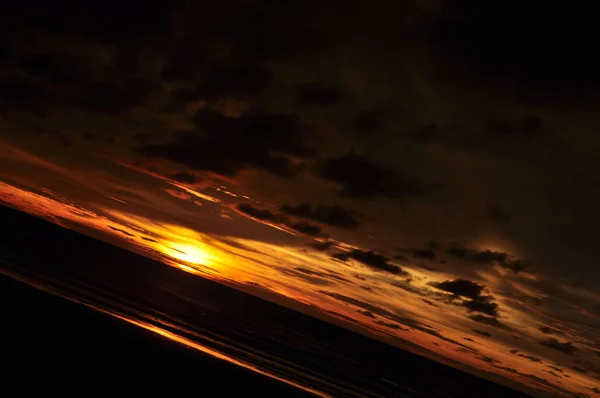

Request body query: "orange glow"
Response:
[171, 183, 221, 203]
[166, 243, 214, 265]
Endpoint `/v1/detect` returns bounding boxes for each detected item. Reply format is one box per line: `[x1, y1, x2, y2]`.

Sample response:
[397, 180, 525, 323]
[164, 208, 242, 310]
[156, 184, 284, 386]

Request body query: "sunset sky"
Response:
[1, 1, 599, 396]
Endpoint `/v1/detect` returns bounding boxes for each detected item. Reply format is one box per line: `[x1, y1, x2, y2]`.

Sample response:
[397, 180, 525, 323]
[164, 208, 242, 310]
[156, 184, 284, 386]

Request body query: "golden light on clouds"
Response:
[171, 183, 221, 203]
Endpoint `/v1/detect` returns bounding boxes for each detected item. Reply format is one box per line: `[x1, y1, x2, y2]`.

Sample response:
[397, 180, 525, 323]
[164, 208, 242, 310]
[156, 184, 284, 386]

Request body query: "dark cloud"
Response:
[198, 1, 325, 62]
[495, 366, 519, 375]
[18, 53, 85, 85]
[142, 236, 159, 243]
[294, 82, 348, 108]
[320, 291, 420, 329]
[477, 251, 511, 264]
[486, 203, 511, 223]
[409, 117, 556, 154]
[428, 277, 500, 316]
[236, 203, 285, 224]
[54, 134, 74, 148]
[168, 172, 199, 185]
[0, 1, 178, 44]
[156, 1, 328, 104]
[409, 123, 461, 145]
[409, 124, 438, 144]
[446, 246, 469, 259]
[164, 187, 192, 201]
[58, 74, 158, 117]
[477, 355, 497, 364]
[292, 268, 318, 277]
[523, 374, 563, 392]
[350, 106, 398, 136]
[469, 315, 509, 330]
[374, 320, 407, 330]
[138, 109, 314, 178]
[108, 226, 135, 237]
[288, 221, 322, 237]
[499, 259, 530, 274]
[322, 309, 361, 325]
[421, 299, 440, 308]
[426, 240, 440, 250]
[305, 240, 334, 251]
[472, 329, 492, 337]
[236, 203, 328, 237]
[280, 268, 332, 286]
[484, 116, 546, 144]
[574, 360, 600, 378]
[196, 62, 273, 102]
[306, 240, 333, 251]
[461, 298, 499, 317]
[159, 49, 205, 84]
[509, 350, 543, 363]
[463, 337, 475, 342]
[333, 249, 408, 276]
[540, 338, 579, 356]
[394, 254, 410, 263]
[430, 278, 486, 301]
[0, 78, 48, 107]
[151, 0, 327, 93]
[165, 60, 273, 107]
[539, 326, 557, 335]
[317, 153, 441, 199]
[543, 370, 562, 379]
[292, 268, 352, 285]
[281, 202, 361, 229]
[434, 1, 600, 98]
[244, 281, 270, 291]
[446, 246, 530, 274]
[548, 366, 563, 373]
[413, 249, 436, 260]
[132, 133, 152, 145]
[357, 310, 376, 318]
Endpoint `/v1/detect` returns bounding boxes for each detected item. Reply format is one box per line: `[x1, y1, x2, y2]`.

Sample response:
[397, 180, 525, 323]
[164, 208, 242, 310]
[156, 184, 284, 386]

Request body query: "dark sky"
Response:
[1, 1, 599, 396]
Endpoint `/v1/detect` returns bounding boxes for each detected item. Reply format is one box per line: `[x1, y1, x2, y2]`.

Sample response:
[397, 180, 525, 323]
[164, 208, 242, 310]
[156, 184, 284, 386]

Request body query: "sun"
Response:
[167, 243, 213, 265]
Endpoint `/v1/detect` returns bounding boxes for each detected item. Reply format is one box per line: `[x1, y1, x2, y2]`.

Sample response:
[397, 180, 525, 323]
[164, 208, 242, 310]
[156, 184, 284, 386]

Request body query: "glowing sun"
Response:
[167, 243, 213, 265]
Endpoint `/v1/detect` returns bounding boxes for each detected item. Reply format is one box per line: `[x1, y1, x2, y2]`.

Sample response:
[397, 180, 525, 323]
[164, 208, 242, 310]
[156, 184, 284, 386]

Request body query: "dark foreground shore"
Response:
[0, 274, 315, 397]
